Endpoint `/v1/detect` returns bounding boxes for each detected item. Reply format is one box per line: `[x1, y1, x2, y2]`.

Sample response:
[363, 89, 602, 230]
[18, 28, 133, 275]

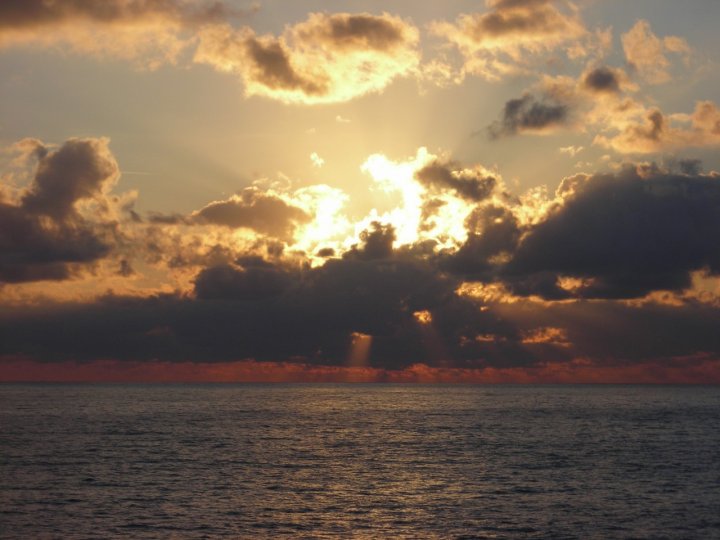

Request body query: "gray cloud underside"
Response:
[0, 138, 119, 283]
[488, 94, 569, 138]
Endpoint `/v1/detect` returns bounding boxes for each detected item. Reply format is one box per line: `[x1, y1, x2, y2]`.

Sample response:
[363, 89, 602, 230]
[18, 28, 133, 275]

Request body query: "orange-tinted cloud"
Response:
[194, 12, 419, 104]
[192, 187, 311, 241]
[595, 100, 720, 154]
[431, 0, 588, 80]
[0, 0, 248, 68]
[622, 19, 691, 84]
[2, 357, 718, 384]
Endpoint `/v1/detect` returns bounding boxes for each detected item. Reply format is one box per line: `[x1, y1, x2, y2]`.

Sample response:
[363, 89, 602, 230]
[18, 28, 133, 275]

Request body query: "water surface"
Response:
[2, 384, 719, 538]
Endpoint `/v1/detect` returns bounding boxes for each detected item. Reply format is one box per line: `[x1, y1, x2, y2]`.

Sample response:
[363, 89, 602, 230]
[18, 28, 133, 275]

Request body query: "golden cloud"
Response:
[431, 0, 588, 80]
[595, 100, 720, 154]
[621, 20, 691, 84]
[0, 0, 249, 68]
[194, 12, 420, 104]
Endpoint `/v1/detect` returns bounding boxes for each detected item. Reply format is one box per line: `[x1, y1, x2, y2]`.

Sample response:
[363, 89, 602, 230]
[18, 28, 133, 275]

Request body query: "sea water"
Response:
[2, 384, 719, 538]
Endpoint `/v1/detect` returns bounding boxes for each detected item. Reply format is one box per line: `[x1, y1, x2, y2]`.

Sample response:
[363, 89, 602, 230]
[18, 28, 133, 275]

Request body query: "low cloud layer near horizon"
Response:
[2, 137, 720, 377]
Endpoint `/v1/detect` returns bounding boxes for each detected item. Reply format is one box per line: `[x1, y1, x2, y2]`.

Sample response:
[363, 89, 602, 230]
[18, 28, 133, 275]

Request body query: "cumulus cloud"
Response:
[484, 65, 640, 140]
[0, 138, 122, 283]
[581, 65, 622, 94]
[496, 165, 720, 299]
[194, 12, 419, 104]
[595, 100, 720, 154]
[488, 93, 570, 137]
[191, 187, 311, 241]
[431, 0, 588, 80]
[415, 161, 497, 201]
[345, 222, 396, 260]
[622, 20, 691, 84]
[445, 205, 522, 278]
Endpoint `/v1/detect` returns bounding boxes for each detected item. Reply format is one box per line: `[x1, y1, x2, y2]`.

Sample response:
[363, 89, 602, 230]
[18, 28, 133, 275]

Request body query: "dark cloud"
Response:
[6, 250, 720, 370]
[678, 159, 703, 176]
[415, 161, 496, 201]
[582, 66, 620, 93]
[194, 261, 293, 300]
[0, 202, 111, 282]
[0, 138, 119, 283]
[316, 247, 336, 258]
[0, 245, 530, 369]
[488, 94, 569, 138]
[192, 188, 311, 240]
[345, 222, 396, 260]
[499, 167, 720, 299]
[22, 138, 118, 221]
[6, 166, 720, 371]
[444, 206, 521, 278]
[500, 298, 720, 365]
[242, 36, 328, 96]
[118, 259, 134, 277]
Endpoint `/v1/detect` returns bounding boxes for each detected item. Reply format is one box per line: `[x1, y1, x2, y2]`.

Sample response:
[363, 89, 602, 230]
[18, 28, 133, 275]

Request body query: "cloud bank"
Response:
[2, 138, 720, 381]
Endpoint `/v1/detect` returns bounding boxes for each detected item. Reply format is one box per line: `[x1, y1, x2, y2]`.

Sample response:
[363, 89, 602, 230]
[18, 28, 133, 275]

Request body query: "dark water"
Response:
[1, 384, 719, 539]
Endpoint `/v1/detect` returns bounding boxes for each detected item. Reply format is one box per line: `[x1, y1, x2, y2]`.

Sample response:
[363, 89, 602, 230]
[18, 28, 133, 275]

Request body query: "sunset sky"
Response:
[2, 0, 720, 382]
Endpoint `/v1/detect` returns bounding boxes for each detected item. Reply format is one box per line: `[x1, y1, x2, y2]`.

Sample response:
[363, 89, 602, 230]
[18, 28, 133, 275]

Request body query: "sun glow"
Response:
[360, 148, 430, 246]
[289, 148, 497, 260]
[291, 185, 352, 263]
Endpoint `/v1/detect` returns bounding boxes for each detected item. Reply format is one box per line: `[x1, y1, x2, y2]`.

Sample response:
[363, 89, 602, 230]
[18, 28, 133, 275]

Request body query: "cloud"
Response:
[0, 0, 249, 68]
[431, 0, 588, 80]
[4, 144, 720, 375]
[345, 222, 396, 260]
[191, 187, 311, 241]
[310, 152, 325, 168]
[194, 12, 419, 104]
[559, 145, 583, 157]
[0, 237, 524, 369]
[414, 161, 497, 201]
[21, 138, 120, 221]
[622, 20, 691, 84]
[581, 65, 621, 93]
[483, 65, 641, 141]
[488, 93, 570, 137]
[5, 355, 720, 383]
[0, 0, 240, 29]
[595, 100, 720, 154]
[445, 205, 522, 278]
[0, 138, 121, 283]
[5, 237, 720, 372]
[194, 260, 293, 300]
[495, 165, 720, 299]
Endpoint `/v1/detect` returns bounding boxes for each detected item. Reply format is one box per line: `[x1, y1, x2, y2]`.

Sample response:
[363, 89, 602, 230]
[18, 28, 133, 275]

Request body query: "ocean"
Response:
[1, 384, 719, 538]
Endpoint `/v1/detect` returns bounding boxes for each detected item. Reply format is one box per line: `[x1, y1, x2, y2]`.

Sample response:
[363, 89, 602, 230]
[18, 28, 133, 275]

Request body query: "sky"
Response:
[2, 0, 720, 383]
